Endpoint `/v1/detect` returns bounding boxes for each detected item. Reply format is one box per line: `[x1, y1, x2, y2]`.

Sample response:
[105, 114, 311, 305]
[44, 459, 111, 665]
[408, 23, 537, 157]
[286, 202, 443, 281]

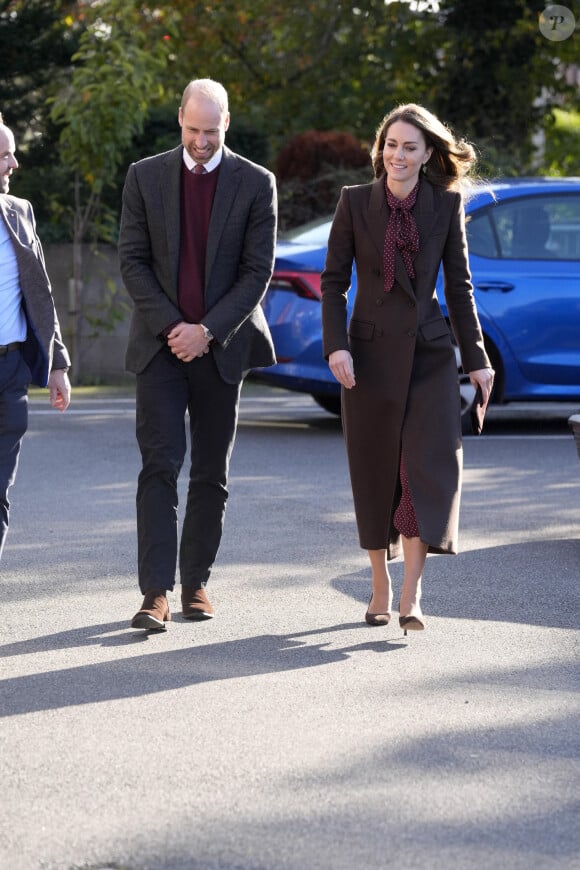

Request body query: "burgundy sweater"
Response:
[177, 164, 220, 323]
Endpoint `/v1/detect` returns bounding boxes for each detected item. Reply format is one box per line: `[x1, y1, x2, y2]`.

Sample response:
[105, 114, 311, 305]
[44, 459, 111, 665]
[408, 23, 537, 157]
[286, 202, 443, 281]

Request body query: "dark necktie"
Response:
[192, 164, 206, 175]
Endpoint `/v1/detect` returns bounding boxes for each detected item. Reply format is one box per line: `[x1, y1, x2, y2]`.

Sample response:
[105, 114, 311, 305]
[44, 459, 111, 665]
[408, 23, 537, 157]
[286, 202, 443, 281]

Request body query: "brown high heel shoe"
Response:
[399, 605, 425, 636]
[365, 595, 391, 626]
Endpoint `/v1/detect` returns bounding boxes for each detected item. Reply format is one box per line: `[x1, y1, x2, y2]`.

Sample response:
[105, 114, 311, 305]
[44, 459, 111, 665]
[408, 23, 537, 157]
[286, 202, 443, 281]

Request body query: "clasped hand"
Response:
[167, 322, 210, 362]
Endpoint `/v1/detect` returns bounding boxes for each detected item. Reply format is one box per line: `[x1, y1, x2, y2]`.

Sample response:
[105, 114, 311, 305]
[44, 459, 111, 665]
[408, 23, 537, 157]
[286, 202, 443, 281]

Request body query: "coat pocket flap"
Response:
[419, 317, 449, 341]
[348, 319, 375, 341]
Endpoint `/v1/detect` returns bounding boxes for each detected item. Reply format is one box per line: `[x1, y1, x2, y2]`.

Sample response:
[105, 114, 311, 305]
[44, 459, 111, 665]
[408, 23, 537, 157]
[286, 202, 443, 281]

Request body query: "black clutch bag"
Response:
[470, 385, 486, 435]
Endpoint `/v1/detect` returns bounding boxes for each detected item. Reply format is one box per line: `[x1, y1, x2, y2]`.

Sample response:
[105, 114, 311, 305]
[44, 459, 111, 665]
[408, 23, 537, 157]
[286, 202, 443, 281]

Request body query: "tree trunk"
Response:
[68, 175, 84, 384]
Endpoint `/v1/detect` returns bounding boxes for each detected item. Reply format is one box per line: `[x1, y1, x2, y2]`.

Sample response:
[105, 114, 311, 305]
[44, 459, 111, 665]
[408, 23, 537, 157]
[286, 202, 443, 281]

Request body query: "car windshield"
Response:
[280, 218, 332, 246]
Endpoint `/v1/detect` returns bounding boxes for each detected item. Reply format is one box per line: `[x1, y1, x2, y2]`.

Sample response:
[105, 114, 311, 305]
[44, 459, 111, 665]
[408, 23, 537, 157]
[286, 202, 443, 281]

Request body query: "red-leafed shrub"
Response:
[276, 130, 370, 181]
[275, 130, 372, 231]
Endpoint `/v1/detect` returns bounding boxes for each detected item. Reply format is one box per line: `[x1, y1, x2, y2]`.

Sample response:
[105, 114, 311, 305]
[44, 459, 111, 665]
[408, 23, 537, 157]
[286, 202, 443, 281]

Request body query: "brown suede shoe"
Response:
[131, 590, 171, 631]
[181, 586, 214, 620]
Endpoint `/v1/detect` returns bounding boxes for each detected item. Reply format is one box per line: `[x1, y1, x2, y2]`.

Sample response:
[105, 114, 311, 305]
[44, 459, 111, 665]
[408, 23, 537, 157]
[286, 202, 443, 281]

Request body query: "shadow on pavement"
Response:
[0, 623, 407, 717]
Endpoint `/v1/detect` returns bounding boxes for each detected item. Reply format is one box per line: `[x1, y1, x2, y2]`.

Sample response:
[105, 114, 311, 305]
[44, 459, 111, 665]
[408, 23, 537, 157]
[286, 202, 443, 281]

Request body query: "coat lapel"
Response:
[413, 177, 439, 258]
[160, 146, 183, 296]
[159, 146, 243, 300]
[367, 177, 388, 259]
[0, 197, 19, 238]
[0, 197, 41, 282]
[205, 147, 241, 286]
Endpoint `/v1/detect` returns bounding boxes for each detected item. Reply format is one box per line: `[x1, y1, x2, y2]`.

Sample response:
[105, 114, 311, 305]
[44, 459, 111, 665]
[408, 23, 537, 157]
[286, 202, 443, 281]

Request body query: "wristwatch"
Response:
[201, 324, 214, 342]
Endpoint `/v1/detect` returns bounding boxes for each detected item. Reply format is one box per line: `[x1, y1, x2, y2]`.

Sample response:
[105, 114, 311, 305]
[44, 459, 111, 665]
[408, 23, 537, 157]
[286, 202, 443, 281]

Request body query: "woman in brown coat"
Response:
[321, 104, 494, 635]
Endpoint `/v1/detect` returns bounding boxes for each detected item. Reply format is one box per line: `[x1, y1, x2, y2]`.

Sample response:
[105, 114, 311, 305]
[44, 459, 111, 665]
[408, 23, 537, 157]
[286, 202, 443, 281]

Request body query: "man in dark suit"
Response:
[0, 114, 71, 560]
[119, 78, 277, 631]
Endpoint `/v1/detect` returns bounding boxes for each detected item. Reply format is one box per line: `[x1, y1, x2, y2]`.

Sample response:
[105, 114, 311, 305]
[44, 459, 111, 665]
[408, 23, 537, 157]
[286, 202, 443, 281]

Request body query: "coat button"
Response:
[407, 330, 416, 337]
[376, 298, 384, 306]
[373, 268, 381, 277]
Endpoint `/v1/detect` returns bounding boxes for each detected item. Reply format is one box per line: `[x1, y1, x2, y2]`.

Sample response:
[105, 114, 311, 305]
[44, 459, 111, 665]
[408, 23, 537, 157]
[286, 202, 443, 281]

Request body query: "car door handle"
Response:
[475, 281, 515, 292]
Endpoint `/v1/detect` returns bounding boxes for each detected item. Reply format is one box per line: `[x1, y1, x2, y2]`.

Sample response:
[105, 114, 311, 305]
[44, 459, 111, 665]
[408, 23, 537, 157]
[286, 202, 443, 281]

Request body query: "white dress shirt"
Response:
[182, 148, 223, 175]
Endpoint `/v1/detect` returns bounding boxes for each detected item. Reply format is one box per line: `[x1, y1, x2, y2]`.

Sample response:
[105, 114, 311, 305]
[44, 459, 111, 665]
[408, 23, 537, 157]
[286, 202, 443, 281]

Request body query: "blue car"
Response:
[256, 178, 580, 428]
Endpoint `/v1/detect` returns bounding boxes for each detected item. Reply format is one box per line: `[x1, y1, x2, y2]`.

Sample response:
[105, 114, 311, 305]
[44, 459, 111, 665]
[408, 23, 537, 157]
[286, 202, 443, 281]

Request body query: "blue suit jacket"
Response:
[0, 195, 70, 386]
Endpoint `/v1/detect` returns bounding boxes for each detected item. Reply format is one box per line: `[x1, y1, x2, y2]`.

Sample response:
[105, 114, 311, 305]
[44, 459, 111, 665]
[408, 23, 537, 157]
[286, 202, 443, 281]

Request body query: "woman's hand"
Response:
[329, 350, 356, 389]
[469, 367, 495, 408]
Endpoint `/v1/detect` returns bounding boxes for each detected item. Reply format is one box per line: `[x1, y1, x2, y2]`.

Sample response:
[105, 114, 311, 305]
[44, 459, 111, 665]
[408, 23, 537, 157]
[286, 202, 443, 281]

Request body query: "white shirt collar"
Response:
[182, 147, 223, 174]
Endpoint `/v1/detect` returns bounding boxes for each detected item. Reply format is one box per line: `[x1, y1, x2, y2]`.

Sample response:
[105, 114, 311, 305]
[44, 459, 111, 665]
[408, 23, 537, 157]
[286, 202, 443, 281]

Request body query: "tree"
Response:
[0, 0, 79, 134]
[0, 0, 81, 235]
[417, 0, 580, 173]
[49, 0, 176, 377]
[154, 0, 425, 147]
[161, 0, 579, 174]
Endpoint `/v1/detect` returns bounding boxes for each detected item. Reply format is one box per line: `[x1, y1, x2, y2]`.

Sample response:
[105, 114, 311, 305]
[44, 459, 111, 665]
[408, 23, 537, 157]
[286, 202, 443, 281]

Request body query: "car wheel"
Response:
[312, 393, 341, 416]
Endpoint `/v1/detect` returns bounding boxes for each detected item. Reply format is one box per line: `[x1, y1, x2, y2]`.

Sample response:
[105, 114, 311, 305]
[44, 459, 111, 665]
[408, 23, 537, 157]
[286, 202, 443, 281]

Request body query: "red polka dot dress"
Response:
[384, 180, 421, 540]
[393, 452, 420, 538]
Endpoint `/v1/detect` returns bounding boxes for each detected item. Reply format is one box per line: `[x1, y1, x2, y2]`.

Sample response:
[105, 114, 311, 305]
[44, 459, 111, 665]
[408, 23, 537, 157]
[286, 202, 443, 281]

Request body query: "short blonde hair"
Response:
[181, 79, 228, 115]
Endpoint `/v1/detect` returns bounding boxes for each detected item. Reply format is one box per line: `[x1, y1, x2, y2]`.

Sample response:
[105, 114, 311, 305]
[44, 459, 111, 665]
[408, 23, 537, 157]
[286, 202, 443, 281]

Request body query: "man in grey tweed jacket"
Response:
[0, 115, 71, 559]
[119, 79, 276, 630]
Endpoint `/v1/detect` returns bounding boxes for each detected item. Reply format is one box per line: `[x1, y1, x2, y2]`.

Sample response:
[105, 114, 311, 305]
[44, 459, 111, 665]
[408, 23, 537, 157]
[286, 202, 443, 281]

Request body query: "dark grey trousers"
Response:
[135, 347, 241, 593]
[0, 349, 29, 561]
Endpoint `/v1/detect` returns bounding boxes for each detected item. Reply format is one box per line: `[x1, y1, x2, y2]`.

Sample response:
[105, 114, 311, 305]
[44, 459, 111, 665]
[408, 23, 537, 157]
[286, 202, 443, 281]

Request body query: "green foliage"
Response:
[47, 0, 179, 375]
[50, 0, 175, 217]
[5, 0, 579, 238]
[161, 0, 425, 148]
[83, 275, 131, 337]
[3, 0, 576, 380]
[0, 0, 79, 136]
[155, 0, 579, 177]
[0, 0, 81, 237]
[226, 118, 272, 166]
[543, 109, 580, 176]
[424, 0, 579, 173]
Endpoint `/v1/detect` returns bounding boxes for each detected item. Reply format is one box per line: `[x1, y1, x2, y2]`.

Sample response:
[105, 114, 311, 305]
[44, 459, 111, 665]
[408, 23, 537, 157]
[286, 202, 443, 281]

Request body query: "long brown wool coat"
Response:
[321, 176, 490, 558]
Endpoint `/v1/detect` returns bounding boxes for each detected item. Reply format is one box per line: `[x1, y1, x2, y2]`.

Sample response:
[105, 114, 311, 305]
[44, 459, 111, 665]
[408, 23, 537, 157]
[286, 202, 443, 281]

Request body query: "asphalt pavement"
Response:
[0, 384, 578, 870]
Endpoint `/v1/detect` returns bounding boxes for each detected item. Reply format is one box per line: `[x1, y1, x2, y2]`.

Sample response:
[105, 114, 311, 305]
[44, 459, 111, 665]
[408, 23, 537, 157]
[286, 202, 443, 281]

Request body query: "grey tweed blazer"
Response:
[119, 145, 277, 383]
[0, 195, 70, 386]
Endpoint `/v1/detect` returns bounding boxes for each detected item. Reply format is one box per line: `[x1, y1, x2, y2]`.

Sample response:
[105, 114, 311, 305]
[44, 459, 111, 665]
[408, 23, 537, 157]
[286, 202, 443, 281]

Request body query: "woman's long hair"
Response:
[371, 103, 477, 192]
